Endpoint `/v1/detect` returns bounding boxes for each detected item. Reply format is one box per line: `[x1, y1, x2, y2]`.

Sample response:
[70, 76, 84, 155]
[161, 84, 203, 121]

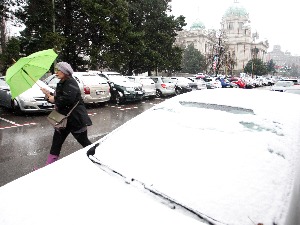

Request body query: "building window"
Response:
[227, 22, 233, 30]
[238, 22, 243, 30]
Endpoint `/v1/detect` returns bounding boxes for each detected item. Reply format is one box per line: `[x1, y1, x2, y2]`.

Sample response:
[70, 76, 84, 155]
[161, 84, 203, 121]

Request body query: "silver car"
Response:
[187, 77, 207, 90]
[43, 72, 111, 104]
[149, 76, 176, 97]
[270, 80, 294, 92]
[0, 77, 54, 114]
[126, 76, 156, 98]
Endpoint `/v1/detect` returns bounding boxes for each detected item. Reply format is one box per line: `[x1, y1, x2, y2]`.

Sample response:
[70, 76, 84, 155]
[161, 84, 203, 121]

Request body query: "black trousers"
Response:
[50, 127, 92, 156]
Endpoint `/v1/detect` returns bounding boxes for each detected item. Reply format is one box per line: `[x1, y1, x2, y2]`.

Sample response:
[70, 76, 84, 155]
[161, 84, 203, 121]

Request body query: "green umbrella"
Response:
[5, 49, 58, 99]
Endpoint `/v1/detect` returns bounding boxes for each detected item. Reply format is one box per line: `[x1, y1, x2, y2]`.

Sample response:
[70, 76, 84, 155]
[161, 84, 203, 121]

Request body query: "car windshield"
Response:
[77, 74, 104, 85]
[139, 77, 154, 84]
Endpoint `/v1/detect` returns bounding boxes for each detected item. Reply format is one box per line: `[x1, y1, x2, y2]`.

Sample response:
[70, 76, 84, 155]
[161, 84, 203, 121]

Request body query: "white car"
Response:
[0, 77, 54, 114]
[1, 89, 300, 225]
[126, 76, 156, 98]
[270, 80, 294, 92]
[43, 72, 111, 104]
[203, 77, 222, 88]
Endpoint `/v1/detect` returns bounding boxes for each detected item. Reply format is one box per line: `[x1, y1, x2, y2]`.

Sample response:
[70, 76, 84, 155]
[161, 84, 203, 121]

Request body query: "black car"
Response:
[95, 72, 144, 104]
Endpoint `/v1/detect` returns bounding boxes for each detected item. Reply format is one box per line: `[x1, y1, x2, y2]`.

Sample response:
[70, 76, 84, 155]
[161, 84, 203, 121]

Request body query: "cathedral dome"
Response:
[224, 3, 248, 17]
[190, 20, 205, 30]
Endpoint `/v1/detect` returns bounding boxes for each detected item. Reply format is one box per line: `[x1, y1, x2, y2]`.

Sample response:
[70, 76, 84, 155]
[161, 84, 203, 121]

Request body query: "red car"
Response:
[230, 77, 246, 88]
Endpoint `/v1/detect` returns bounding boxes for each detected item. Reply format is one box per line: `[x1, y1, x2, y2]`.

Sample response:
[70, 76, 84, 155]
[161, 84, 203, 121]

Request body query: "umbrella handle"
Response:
[22, 68, 42, 88]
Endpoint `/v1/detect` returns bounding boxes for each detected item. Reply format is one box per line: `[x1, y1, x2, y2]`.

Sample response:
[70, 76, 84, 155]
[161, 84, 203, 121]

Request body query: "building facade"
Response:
[267, 45, 300, 73]
[174, 1, 269, 74]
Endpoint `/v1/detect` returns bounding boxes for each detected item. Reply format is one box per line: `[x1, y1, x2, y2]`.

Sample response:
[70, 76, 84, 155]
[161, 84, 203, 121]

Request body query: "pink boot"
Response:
[46, 154, 59, 165]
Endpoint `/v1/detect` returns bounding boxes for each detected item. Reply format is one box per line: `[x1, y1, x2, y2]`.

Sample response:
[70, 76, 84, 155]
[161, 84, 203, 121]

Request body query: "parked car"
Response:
[216, 77, 238, 88]
[149, 76, 176, 97]
[229, 77, 246, 88]
[201, 76, 215, 89]
[0, 77, 54, 114]
[187, 77, 207, 90]
[1, 89, 300, 225]
[169, 77, 193, 95]
[280, 78, 299, 85]
[270, 80, 294, 92]
[202, 77, 222, 89]
[97, 72, 144, 104]
[126, 76, 156, 99]
[43, 72, 111, 104]
[256, 77, 268, 86]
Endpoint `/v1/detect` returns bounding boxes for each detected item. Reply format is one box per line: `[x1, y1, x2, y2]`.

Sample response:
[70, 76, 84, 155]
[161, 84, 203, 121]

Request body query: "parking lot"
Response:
[0, 97, 167, 187]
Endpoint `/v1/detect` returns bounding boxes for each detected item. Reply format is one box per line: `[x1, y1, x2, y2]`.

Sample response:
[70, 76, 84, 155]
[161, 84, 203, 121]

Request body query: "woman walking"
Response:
[41, 62, 92, 165]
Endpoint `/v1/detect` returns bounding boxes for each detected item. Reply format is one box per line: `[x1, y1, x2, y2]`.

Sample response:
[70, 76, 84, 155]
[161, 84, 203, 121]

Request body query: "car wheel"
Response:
[175, 87, 181, 95]
[156, 90, 163, 98]
[115, 92, 124, 104]
[11, 100, 22, 115]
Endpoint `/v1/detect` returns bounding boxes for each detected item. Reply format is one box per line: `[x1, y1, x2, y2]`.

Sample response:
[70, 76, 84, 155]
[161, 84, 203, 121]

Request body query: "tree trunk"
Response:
[0, 17, 6, 53]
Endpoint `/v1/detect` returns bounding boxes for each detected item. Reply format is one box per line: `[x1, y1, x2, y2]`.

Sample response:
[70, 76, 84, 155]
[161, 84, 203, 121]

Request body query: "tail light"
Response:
[161, 84, 167, 88]
[84, 86, 90, 94]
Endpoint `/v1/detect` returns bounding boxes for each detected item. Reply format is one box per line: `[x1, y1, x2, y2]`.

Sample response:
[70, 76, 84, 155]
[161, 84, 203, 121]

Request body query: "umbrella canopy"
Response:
[5, 49, 58, 99]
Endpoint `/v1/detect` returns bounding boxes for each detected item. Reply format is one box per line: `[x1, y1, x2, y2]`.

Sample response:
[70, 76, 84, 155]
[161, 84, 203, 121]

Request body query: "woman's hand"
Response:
[41, 88, 55, 103]
[40, 88, 50, 95]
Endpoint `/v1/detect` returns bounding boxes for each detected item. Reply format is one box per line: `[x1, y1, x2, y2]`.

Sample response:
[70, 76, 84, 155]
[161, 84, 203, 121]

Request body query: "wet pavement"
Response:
[0, 97, 167, 187]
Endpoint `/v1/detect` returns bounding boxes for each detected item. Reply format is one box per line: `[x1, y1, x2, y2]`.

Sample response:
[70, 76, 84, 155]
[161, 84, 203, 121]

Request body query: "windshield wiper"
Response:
[86, 144, 232, 225]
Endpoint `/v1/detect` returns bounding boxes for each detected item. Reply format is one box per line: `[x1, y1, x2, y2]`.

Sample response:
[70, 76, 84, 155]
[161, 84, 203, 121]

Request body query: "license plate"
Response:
[42, 102, 53, 107]
[96, 91, 104, 95]
[137, 91, 143, 94]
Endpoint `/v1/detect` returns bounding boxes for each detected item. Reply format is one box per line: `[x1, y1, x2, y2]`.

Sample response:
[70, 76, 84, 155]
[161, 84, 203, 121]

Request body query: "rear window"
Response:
[75, 74, 107, 85]
[161, 78, 173, 83]
[140, 77, 154, 84]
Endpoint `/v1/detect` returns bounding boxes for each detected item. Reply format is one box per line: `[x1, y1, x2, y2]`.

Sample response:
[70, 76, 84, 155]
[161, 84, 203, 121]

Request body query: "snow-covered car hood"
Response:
[0, 145, 203, 225]
[17, 80, 54, 99]
[91, 88, 300, 225]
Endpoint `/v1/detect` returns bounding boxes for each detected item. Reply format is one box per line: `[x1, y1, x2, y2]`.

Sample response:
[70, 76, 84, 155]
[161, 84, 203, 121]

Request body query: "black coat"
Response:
[55, 77, 92, 131]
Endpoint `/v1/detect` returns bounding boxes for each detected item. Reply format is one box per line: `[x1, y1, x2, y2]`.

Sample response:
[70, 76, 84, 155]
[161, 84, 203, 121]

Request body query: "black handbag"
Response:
[47, 101, 79, 129]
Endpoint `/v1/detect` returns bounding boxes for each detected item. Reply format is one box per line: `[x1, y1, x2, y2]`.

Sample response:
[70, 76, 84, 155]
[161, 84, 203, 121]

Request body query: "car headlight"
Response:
[20, 96, 36, 102]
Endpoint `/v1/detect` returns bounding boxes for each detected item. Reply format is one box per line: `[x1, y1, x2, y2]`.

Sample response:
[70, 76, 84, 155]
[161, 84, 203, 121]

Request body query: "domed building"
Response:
[221, 2, 269, 72]
[174, 19, 216, 61]
[174, 1, 269, 75]
[190, 20, 206, 30]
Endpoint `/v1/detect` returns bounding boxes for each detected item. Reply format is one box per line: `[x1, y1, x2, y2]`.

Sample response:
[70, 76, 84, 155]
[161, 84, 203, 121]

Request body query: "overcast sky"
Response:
[170, 0, 300, 56]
